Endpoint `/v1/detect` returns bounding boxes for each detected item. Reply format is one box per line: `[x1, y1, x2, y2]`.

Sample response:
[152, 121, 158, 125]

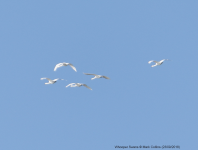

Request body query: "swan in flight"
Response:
[54, 62, 77, 72]
[148, 59, 170, 67]
[66, 83, 92, 90]
[41, 78, 64, 84]
[83, 73, 110, 80]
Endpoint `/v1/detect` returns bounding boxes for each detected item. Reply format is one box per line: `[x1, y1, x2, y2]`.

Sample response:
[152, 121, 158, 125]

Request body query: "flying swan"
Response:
[66, 83, 92, 90]
[41, 78, 64, 84]
[83, 73, 110, 80]
[148, 59, 170, 67]
[54, 62, 77, 72]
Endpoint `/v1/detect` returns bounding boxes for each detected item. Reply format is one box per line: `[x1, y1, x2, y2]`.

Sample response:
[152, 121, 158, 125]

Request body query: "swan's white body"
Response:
[54, 62, 77, 72]
[66, 83, 92, 90]
[148, 59, 169, 67]
[83, 73, 110, 80]
[41, 78, 64, 84]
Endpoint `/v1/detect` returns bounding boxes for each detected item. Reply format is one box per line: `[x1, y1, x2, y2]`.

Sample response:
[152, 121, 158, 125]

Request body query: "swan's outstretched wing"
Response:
[159, 59, 170, 63]
[82, 84, 92, 90]
[151, 64, 158, 67]
[148, 60, 154, 64]
[53, 78, 65, 81]
[148, 60, 158, 64]
[41, 78, 53, 82]
[54, 63, 64, 71]
[68, 63, 77, 72]
[66, 83, 76, 88]
[159, 59, 166, 63]
[83, 73, 97, 76]
[102, 76, 110, 79]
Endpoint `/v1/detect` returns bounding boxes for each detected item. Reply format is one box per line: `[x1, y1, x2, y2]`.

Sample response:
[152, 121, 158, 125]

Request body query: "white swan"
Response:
[148, 59, 170, 67]
[41, 78, 64, 84]
[54, 62, 77, 72]
[83, 73, 110, 80]
[66, 83, 92, 90]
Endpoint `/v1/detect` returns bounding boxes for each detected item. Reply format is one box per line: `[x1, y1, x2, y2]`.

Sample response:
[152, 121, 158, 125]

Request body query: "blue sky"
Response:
[1, 0, 198, 149]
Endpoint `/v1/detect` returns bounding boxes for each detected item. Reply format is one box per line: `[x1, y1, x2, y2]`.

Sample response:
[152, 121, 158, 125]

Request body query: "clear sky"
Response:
[1, 0, 198, 149]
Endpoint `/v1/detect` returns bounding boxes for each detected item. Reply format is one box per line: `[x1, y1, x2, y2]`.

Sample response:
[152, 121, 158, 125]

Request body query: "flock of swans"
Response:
[41, 59, 169, 90]
[41, 62, 110, 90]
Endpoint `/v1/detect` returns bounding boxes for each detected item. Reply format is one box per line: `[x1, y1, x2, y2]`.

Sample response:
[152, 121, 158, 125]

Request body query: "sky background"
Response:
[0, 0, 198, 149]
